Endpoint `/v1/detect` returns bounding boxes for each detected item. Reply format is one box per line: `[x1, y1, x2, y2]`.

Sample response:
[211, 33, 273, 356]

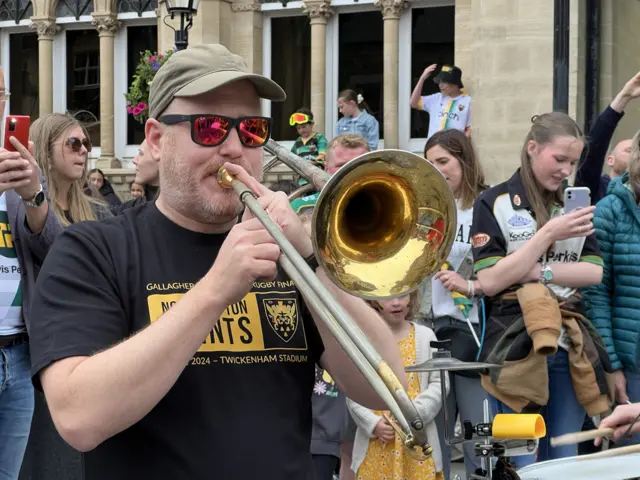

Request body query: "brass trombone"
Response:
[218, 139, 457, 460]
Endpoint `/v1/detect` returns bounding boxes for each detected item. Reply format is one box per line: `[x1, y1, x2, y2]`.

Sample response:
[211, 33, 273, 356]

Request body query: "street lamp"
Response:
[164, 0, 200, 51]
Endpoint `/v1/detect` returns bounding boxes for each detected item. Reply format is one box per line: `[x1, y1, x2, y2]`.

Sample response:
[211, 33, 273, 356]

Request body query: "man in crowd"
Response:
[291, 134, 369, 215]
[575, 69, 640, 204]
[599, 139, 632, 199]
[0, 66, 62, 479]
[27, 44, 406, 480]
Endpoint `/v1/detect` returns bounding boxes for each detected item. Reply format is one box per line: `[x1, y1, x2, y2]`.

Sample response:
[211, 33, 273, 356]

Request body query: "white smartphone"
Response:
[564, 186, 591, 213]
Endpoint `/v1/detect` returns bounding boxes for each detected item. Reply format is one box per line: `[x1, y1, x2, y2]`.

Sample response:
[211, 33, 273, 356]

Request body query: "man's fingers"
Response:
[252, 259, 278, 281]
[223, 162, 270, 198]
[240, 217, 269, 231]
[251, 243, 281, 263]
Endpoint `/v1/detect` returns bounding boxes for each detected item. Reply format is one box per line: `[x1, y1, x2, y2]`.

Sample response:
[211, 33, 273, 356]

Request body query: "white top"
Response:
[420, 92, 472, 140]
[346, 323, 449, 474]
[0, 193, 23, 335]
[431, 201, 480, 323]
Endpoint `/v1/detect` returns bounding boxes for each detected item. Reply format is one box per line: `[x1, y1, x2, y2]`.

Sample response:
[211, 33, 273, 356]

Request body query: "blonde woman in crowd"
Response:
[470, 112, 611, 468]
[346, 292, 445, 480]
[19, 113, 111, 480]
[423, 128, 489, 479]
[30, 113, 111, 226]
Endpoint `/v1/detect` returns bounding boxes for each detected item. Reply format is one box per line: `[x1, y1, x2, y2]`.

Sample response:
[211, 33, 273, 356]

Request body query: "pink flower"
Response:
[148, 56, 156, 62]
[132, 107, 142, 115]
[126, 104, 133, 113]
[137, 102, 147, 110]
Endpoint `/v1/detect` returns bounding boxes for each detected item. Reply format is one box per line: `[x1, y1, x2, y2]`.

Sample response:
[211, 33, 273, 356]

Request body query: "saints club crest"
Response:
[264, 299, 298, 343]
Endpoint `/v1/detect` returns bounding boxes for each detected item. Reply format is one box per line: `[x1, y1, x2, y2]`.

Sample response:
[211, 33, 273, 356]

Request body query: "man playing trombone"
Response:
[25, 44, 407, 480]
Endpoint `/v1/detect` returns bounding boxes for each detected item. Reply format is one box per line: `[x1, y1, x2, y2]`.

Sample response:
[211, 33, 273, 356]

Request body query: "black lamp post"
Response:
[165, 0, 200, 51]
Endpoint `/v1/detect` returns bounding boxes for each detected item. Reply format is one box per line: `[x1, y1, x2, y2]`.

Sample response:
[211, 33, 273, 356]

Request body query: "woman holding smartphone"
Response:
[470, 112, 613, 467]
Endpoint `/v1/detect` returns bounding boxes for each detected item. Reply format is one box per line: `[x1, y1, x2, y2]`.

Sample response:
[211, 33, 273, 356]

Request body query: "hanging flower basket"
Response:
[125, 48, 176, 123]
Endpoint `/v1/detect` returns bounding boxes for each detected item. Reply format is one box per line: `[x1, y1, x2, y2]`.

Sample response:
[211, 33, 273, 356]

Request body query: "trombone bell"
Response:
[312, 149, 457, 300]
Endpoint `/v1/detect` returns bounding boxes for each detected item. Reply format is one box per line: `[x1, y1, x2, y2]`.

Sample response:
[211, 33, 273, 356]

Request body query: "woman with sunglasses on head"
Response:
[29, 113, 112, 226]
[470, 112, 612, 468]
[423, 129, 489, 480]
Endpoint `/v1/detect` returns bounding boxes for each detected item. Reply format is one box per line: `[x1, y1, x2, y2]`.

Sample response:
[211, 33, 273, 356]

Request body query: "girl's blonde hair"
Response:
[628, 129, 640, 200]
[30, 113, 101, 226]
[367, 290, 422, 322]
[520, 112, 585, 229]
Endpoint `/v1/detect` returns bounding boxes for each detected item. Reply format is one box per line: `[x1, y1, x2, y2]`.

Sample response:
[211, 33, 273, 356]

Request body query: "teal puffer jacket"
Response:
[583, 173, 640, 372]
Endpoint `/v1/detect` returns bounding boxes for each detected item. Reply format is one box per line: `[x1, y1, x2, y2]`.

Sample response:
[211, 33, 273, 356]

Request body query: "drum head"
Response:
[517, 453, 640, 480]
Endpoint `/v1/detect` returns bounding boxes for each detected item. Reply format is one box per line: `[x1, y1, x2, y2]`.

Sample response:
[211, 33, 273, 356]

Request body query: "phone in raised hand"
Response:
[564, 186, 591, 213]
[3, 115, 30, 152]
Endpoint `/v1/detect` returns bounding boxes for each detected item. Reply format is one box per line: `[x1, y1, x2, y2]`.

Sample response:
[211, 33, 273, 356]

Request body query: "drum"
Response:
[517, 453, 640, 479]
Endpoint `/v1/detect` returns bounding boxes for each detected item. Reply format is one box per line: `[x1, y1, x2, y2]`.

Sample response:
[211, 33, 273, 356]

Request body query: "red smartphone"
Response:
[4, 115, 30, 152]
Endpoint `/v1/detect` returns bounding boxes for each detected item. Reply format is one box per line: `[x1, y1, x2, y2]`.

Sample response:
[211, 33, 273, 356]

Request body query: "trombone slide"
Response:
[218, 167, 432, 458]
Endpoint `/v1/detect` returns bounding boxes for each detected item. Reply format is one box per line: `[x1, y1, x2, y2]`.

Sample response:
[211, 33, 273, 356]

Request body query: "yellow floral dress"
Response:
[356, 324, 443, 480]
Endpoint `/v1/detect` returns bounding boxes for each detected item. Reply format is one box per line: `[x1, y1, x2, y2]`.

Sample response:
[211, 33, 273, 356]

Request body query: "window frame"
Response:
[261, 7, 308, 150]
[263, 0, 454, 153]
[113, 13, 157, 165]
[0, 24, 33, 117]
[52, 17, 101, 160]
[401, 0, 454, 153]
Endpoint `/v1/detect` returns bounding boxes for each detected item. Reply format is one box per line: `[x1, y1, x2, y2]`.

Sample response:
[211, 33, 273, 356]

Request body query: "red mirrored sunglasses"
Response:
[158, 114, 272, 148]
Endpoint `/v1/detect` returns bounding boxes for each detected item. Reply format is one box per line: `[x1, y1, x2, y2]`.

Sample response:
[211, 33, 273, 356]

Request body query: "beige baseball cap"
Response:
[149, 44, 286, 119]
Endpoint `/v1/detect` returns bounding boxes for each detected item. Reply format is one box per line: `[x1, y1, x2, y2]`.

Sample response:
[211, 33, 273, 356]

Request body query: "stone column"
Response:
[92, 14, 121, 168]
[303, 1, 332, 134]
[375, 0, 407, 149]
[30, 18, 59, 116]
[230, 2, 263, 73]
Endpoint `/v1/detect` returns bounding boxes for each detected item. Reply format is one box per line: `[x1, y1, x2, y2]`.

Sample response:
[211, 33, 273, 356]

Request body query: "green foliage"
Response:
[125, 48, 176, 122]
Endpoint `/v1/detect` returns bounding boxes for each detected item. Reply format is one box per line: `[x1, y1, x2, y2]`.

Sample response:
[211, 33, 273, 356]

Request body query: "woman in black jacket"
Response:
[88, 168, 122, 208]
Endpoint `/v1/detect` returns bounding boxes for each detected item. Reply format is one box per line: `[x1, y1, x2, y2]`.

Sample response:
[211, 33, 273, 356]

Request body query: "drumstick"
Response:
[576, 443, 640, 461]
[550, 427, 615, 446]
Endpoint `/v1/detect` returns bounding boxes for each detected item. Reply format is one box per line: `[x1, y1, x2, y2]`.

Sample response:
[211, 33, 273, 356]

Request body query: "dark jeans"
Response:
[312, 454, 338, 480]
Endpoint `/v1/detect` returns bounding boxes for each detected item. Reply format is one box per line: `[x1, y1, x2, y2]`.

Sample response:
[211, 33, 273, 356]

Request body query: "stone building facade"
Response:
[0, 0, 639, 197]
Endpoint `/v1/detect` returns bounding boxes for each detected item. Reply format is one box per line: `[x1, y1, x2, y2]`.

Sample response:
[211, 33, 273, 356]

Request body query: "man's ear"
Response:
[606, 155, 615, 168]
[145, 119, 163, 162]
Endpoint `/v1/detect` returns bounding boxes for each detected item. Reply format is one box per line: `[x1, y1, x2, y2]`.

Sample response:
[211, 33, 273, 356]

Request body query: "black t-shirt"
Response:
[29, 203, 325, 480]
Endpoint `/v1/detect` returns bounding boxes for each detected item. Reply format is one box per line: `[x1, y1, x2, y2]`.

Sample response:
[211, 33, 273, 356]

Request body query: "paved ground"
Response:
[450, 460, 466, 479]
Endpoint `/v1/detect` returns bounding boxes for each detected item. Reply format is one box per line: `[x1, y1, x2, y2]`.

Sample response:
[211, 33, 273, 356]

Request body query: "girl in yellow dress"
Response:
[346, 292, 446, 480]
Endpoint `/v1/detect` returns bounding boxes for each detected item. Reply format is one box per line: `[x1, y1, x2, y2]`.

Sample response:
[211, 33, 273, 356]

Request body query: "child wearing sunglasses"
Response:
[289, 108, 328, 169]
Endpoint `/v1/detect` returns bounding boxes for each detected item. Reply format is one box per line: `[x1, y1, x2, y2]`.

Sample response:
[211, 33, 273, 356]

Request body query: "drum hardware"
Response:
[221, 140, 459, 461]
[407, 340, 546, 480]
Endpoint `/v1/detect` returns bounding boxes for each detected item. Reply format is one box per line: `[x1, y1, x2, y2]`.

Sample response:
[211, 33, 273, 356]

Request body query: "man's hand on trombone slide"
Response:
[223, 162, 314, 259]
[221, 163, 408, 411]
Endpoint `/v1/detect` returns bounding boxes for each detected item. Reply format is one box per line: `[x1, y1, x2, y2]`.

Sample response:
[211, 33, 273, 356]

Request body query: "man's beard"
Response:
[160, 156, 251, 224]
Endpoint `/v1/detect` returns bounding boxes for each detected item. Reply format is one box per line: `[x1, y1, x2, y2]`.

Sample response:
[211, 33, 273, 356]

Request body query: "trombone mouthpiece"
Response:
[217, 167, 234, 189]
